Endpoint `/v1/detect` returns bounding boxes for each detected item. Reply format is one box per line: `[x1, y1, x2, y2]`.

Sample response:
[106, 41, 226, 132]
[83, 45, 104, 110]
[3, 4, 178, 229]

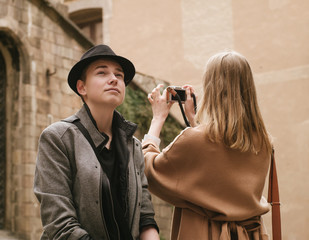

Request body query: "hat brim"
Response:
[68, 55, 135, 95]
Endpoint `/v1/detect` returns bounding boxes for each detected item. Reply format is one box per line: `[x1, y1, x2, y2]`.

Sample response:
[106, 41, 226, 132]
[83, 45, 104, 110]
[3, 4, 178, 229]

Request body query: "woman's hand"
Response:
[147, 84, 174, 138]
[148, 84, 173, 121]
[182, 84, 197, 127]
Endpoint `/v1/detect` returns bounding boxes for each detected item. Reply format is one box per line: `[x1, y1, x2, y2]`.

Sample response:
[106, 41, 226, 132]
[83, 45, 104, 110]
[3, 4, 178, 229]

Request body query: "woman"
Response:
[142, 51, 272, 240]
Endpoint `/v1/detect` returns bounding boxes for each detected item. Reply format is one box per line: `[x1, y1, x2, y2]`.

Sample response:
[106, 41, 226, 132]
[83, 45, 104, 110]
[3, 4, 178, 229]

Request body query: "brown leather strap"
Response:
[267, 149, 282, 240]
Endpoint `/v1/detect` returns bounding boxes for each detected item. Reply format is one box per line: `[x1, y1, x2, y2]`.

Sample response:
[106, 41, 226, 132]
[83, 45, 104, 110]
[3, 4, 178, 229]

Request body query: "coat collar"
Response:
[63, 104, 137, 150]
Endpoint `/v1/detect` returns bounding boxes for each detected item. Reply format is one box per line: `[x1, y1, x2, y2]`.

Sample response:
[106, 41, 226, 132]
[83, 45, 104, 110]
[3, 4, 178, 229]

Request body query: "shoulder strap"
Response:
[73, 120, 102, 160]
[267, 149, 282, 240]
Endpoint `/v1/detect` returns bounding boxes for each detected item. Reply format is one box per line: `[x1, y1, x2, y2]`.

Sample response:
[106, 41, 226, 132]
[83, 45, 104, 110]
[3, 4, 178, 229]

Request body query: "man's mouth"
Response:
[106, 88, 120, 93]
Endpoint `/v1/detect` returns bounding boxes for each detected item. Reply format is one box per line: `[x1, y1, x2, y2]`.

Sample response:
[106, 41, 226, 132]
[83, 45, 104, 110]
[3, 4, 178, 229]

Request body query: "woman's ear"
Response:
[76, 80, 86, 96]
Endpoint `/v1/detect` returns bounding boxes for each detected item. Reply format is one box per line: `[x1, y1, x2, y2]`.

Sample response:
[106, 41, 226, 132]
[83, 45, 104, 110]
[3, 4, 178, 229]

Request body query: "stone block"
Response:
[24, 136, 37, 151]
[72, 97, 82, 109]
[32, 25, 43, 39]
[49, 103, 60, 117]
[15, 216, 33, 233]
[62, 46, 74, 59]
[12, 150, 22, 165]
[11, 174, 22, 190]
[43, 52, 54, 64]
[29, 36, 41, 48]
[22, 163, 36, 176]
[55, 33, 65, 46]
[50, 90, 62, 104]
[22, 176, 34, 189]
[13, 7, 22, 21]
[32, 14, 44, 28]
[48, 77, 61, 92]
[35, 88, 50, 101]
[0, 3, 8, 17]
[22, 124, 37, 138]
[62, 58, 74, 70]
[23, 84, 36, 97]
[22, 96, 32, 112]
[21, 9, 28, 23]
[60, 105, 75, 118]
[61, 93, 75, 105]
[35, 113, 48, 128]
[13, 0, 24, 9]
[37, 72, 47, 88]
[23, 111, 36, 125]
[61, 81, 73, 95]
[18, 188, 36, 203]
[22, 150, 37, 164]
[12, 164, 24, 176]
[21, 203, 37, 217]
[37, 99, 51, 114]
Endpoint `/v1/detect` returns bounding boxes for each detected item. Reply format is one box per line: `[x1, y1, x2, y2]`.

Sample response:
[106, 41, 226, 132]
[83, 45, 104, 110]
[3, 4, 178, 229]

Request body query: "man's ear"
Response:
[76, 80, 86, 96]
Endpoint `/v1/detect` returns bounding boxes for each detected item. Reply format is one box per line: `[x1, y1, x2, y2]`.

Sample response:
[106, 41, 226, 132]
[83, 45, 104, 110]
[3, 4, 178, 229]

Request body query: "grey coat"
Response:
[34, 105, 156, 240]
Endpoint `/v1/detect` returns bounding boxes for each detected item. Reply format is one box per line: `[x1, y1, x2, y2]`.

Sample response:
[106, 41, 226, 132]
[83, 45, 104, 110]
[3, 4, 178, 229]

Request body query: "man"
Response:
[34, 45, 160, 240]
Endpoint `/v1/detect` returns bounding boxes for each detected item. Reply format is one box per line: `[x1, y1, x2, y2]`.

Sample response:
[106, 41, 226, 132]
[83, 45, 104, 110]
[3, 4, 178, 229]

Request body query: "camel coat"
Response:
[142, 125, 270, 240]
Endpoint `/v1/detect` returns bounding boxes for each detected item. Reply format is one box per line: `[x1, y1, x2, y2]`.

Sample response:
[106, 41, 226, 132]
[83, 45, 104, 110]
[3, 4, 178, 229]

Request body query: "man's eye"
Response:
[116, 74, 124, 78]
[98, 71, 105, 75]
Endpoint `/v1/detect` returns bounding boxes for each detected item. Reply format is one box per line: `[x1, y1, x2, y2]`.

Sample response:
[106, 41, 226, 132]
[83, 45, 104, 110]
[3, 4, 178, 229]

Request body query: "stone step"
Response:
[0, 230, 21, 240]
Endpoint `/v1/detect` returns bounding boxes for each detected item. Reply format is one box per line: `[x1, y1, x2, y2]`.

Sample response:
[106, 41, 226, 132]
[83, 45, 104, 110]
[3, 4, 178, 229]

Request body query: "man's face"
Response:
[77, 58, 126, 109]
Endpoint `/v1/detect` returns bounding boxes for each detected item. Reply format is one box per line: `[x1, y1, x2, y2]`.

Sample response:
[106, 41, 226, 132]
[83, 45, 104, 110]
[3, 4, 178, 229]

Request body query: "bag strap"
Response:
[267, 149, 282, 240]
[73, 120, 101, 159]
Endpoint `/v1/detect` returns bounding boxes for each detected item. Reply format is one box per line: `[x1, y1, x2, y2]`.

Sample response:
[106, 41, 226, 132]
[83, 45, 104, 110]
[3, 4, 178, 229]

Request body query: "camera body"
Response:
[167, 86, 186, 103]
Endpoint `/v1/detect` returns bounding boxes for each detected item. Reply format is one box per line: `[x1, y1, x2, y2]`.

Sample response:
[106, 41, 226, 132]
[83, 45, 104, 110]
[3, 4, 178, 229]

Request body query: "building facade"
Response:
[0, 0, 308, 239]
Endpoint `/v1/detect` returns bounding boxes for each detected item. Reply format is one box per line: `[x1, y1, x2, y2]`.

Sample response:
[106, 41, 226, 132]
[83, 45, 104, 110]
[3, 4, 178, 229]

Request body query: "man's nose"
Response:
[109, 74, 118, 84]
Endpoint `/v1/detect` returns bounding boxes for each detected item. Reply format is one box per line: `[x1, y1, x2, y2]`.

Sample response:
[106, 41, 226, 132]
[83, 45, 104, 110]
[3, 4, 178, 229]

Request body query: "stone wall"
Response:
[0, 0, 92, 239]
[1, 2, 173, 239]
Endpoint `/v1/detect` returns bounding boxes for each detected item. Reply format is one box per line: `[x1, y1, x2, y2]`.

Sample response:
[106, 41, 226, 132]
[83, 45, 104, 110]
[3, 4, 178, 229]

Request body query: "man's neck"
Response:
[85, 102, 114, 140]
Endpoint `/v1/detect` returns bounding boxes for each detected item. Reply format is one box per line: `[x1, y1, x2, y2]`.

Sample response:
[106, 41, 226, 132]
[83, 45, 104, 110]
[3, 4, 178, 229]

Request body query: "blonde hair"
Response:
[196, 51, 272, 154]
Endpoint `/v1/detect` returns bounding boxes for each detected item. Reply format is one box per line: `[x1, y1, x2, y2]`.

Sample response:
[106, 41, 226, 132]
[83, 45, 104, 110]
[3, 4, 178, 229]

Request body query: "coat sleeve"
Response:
[142, 139, 187, 208]
[33, 125, 89, 240]
[134, 138, 159, 232]
[142, 128, 204, 213]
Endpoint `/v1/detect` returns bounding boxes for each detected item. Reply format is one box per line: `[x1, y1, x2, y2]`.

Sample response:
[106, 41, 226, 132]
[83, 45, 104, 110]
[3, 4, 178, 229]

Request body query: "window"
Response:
[69, 8, 103, 44]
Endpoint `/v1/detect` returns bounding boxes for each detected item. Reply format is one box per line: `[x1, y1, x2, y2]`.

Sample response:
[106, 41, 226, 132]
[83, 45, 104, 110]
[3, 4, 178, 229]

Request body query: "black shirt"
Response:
[100, 136, 133, 240]
[82, 103, 158, 239]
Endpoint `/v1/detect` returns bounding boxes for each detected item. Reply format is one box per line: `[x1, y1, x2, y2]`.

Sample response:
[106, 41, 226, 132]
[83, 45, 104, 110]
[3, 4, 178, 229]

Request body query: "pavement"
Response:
[0, 230, 21, 240]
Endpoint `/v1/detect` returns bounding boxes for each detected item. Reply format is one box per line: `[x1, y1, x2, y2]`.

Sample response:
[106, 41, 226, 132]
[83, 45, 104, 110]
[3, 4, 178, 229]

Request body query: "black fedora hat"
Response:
[68, 44, 135, 95]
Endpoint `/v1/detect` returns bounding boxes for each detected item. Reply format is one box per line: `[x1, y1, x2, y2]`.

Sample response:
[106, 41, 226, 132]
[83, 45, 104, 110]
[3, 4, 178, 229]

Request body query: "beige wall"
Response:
[108, 0, 309, 239]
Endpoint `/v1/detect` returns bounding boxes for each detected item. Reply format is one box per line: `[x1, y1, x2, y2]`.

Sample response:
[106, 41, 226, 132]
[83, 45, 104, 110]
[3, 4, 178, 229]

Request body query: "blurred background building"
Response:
[0, 0, 308, 239]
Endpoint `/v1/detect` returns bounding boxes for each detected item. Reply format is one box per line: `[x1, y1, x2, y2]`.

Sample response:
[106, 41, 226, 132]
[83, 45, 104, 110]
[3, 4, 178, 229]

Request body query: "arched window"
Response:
[69, 8, 103, 44]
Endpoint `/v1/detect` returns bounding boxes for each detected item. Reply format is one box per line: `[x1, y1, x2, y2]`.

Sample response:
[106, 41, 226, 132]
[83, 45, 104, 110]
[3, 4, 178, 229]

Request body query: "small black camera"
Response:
[167, 86, 186, 103]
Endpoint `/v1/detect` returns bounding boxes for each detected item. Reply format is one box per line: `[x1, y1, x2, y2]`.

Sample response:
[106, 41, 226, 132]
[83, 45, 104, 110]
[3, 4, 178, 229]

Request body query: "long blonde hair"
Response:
[196, 51, 272, 154]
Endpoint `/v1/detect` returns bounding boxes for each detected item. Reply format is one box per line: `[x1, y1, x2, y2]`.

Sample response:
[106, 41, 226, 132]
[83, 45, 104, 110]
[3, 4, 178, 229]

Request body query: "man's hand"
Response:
[140, 226, 160, 240]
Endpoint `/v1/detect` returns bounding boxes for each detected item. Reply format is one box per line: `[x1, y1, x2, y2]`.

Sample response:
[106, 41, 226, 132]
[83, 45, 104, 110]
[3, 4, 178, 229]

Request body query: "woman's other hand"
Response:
[183, 84, 197, 127]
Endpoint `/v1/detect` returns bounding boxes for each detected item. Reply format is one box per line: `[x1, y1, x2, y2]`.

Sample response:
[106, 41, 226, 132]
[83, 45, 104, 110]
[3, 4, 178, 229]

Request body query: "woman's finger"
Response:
[148, 93, 154, 103]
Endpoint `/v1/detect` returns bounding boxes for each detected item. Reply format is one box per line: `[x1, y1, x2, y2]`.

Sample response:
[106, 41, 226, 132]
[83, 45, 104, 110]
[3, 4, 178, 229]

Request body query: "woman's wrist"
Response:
[142, 134, 161, 146]
[148, 117, 165, 138]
